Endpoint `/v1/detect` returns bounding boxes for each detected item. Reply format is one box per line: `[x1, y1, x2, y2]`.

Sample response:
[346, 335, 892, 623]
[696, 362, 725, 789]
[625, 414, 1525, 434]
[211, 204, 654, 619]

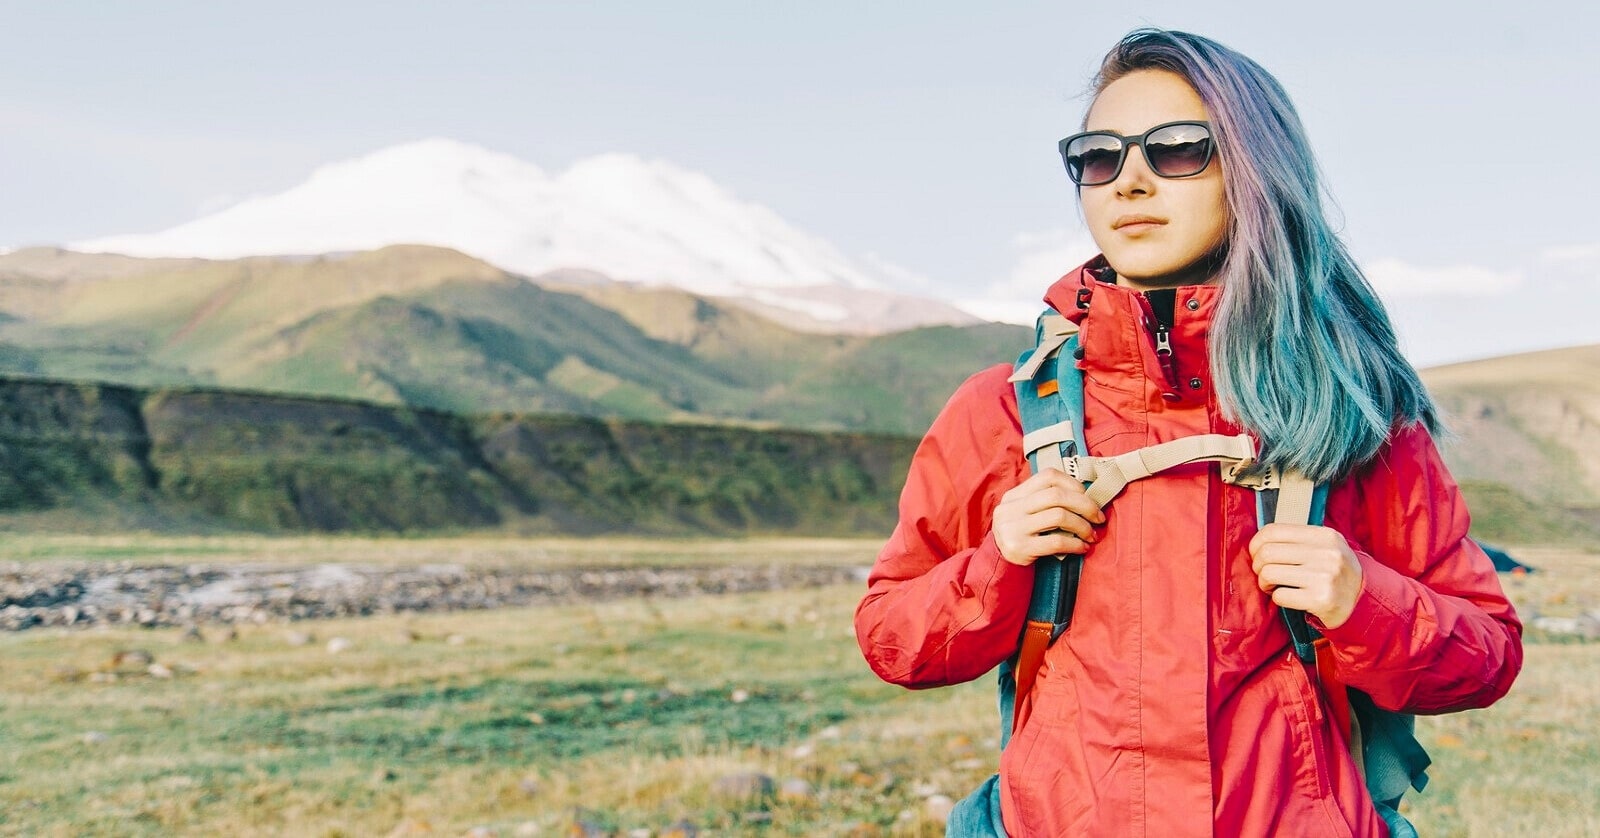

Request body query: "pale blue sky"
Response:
[3, 1, 1596, 360]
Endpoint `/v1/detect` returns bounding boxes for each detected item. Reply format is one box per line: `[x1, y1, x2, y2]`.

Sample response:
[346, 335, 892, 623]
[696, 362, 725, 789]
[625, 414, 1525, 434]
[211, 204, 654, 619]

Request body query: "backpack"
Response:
[945, 310, 1430, 838]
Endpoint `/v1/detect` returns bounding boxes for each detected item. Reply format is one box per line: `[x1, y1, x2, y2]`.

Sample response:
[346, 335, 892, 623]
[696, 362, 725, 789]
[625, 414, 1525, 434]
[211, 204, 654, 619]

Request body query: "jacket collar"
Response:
[1041, 255, 1223, 404]
[1041, 255, 1222, 321]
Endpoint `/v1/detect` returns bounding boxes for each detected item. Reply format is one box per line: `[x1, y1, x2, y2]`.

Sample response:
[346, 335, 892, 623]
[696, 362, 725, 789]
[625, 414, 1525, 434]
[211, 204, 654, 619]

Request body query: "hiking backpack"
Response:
[945, 310, 1431, 838]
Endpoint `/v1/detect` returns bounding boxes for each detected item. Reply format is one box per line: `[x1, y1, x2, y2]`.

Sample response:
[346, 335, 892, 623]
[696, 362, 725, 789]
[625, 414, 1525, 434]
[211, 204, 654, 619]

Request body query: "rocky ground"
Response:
[0, 561, 869, 631]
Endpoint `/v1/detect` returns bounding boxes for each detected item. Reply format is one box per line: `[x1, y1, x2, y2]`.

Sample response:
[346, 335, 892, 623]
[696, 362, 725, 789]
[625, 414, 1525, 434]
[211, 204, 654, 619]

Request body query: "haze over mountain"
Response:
[71, 139, 978, 334]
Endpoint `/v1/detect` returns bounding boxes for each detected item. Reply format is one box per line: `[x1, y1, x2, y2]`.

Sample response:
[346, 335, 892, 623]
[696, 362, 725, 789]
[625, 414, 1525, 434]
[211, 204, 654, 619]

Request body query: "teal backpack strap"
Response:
[1255, 482, 1331, 664]
[1257, 480, 1430, 834]
[1015, 320, 1086, 642]
[994, 310, 1085, 748]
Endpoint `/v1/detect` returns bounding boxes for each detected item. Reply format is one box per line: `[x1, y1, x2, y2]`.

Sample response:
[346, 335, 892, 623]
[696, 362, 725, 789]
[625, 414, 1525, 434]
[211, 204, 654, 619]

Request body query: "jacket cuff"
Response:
[966, 531, 1036, 611]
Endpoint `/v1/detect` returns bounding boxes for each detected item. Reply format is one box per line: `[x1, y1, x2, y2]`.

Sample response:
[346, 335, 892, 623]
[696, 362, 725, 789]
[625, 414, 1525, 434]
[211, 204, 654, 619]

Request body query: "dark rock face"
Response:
[0, 379, 155, 509]
[0, 377, 917, 535]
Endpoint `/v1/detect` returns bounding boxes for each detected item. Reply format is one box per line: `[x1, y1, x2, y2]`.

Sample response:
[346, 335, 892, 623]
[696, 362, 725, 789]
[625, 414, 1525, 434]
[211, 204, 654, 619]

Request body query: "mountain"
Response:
[0, 245, 1027, 435]
[69, 139, 980, 334]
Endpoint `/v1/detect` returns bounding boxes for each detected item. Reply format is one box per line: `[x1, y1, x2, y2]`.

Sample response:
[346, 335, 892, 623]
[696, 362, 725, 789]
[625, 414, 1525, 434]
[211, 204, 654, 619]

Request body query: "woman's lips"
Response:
[1112, 215, 1165, 235]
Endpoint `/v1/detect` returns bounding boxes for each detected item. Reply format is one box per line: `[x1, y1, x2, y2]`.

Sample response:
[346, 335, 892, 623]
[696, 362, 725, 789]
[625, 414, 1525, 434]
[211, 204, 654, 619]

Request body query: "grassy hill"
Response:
[0, 246, 1026, 436]
[1421, 344, 1600, 545]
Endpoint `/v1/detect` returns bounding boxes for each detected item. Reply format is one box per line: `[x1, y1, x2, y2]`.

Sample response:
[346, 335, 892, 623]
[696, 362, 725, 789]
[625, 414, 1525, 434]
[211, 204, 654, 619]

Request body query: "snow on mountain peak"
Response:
[72, 139, 894, 301]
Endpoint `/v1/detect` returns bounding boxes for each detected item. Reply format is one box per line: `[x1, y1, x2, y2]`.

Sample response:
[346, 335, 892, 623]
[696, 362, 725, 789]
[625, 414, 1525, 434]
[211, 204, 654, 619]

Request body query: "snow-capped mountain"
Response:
[73, 139, 978, 333]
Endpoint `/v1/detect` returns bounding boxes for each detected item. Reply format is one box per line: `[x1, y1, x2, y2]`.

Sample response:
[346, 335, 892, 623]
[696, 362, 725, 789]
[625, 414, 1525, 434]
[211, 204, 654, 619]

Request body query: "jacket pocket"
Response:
[998, 665, 1095, 834]
[1271, 656, 1359, 837]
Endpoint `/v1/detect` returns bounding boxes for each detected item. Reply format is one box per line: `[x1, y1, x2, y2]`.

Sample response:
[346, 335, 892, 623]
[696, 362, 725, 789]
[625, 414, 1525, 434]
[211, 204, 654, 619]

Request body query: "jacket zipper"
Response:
[1134, 292, 1183, 394]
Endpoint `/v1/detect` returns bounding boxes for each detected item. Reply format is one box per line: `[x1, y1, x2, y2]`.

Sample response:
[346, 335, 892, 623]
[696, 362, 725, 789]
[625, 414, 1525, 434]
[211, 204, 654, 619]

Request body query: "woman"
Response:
[854, 29, 1522, 837]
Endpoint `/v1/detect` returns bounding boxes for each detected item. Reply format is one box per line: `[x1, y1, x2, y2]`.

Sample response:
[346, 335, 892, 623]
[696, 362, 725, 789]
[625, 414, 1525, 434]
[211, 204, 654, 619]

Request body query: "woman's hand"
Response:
[1247, 524, 1365, 630]
[992, 469, 1106, 566]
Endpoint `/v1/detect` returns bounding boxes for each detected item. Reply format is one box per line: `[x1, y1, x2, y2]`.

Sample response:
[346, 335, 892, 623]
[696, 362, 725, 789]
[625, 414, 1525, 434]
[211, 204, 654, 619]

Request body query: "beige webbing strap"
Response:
[1020, 420, 1076, 473]
[1007, 315, 1079, 384]
[1274, 473, 1316, 527]
[1070, 433, 1258, 508]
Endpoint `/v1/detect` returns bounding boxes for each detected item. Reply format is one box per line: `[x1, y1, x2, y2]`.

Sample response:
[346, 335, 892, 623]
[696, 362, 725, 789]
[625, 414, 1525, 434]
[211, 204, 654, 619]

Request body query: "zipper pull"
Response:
[1154, 323, 1180, 390]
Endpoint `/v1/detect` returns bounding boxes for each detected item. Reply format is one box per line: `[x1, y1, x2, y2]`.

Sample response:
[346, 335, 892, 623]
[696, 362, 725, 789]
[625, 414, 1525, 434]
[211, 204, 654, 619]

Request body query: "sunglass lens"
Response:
[1145, 124, 1212, 177]
[1065, 134, 1124, 185]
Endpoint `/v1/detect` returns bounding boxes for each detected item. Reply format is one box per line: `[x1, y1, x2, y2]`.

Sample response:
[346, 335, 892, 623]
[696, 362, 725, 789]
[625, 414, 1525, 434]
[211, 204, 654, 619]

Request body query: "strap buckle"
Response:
[1222, 459, 1279, 491]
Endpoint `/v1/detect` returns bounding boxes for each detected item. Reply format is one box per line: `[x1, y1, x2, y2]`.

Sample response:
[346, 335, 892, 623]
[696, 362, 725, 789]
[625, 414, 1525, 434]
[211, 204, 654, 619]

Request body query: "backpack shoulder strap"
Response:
[1258, 475, 1329, 663]
[1001, 311, 1086, 742]
[1261, 474, 1431, 823]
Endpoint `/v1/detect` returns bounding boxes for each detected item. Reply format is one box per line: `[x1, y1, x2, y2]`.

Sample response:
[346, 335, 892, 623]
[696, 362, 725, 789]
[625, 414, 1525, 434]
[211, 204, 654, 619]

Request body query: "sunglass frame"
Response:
[1058, 120, 1215, 186]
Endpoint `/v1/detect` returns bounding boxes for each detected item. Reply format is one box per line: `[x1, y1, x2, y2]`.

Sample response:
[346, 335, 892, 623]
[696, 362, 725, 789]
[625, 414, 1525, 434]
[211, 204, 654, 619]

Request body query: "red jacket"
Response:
[855, 262, 1522, 837]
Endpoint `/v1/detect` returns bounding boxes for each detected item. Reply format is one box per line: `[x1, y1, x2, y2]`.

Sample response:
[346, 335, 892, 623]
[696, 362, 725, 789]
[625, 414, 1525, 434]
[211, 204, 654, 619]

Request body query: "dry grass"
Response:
[0, 539, 1594, 836]
[1401, 546, 1600, 837]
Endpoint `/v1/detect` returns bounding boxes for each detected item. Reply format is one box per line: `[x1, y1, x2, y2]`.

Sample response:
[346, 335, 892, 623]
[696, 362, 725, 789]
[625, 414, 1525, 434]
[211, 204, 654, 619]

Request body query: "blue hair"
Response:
[1090, 29, 1436, 483]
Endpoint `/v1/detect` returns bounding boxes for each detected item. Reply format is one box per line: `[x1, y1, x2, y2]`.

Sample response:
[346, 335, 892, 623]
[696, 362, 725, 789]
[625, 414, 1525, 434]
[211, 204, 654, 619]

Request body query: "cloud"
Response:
[1539, 243, 1600, 279]
[862, 251, 937, 293]
[195, 194, 247, 216]
[1372, 247, 1598, 367]
[954, 227, 1100, 324]
[1363, 258, 1522, 298]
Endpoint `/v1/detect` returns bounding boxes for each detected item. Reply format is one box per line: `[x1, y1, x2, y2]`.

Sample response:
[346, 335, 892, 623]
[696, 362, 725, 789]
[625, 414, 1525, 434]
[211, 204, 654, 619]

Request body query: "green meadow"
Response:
[0, 539, 1595, 837]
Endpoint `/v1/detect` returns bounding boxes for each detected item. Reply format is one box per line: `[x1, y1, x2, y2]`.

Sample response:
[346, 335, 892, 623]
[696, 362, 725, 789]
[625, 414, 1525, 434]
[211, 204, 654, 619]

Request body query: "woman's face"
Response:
[1080, 69, 1228, 290]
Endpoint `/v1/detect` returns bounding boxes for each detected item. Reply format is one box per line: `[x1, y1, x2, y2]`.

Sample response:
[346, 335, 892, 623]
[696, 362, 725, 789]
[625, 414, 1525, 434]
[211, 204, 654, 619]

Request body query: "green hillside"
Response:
[0, 246, 1027, 435]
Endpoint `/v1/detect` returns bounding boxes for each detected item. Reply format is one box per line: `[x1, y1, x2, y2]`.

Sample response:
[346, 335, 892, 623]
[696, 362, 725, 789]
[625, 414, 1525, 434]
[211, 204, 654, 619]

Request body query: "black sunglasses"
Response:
[1058, 121, 1215, 186]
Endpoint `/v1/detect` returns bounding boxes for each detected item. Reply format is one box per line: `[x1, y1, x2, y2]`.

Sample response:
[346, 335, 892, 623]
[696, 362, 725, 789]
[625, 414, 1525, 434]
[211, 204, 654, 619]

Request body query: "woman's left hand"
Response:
[1247, 524, 1365, 630]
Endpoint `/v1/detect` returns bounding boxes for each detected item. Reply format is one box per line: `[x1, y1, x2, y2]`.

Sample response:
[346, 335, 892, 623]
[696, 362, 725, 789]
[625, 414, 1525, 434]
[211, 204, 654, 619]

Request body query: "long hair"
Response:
[1089, 28, 1436, 483]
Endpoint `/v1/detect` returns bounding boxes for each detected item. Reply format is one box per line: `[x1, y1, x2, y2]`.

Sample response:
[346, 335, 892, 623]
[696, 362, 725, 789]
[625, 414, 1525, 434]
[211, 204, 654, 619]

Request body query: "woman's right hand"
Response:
[992, 468, 1106, 566]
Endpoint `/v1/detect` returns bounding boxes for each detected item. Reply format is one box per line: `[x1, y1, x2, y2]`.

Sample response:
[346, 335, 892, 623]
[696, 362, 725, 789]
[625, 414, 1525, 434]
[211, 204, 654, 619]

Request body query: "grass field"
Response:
[0, 540, 1595, 836]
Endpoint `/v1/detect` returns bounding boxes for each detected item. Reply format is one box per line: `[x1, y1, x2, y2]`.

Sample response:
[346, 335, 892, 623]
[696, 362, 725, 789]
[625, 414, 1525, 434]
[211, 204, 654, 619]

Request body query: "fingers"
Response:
[1258, 565, 1334, 616]
[993, 511, 1096, 565]
[1268, 585, 1319, 614]
[993, 470, 1105, 566]
[1248, 523, 1344, 575]
[1247, 524, 1364, 630]
[1023, 506, 1098, 544]
[1007, 469, 1106, 524]
[1254, 563, 1317, 595]
[1021, 529, 1094, 559]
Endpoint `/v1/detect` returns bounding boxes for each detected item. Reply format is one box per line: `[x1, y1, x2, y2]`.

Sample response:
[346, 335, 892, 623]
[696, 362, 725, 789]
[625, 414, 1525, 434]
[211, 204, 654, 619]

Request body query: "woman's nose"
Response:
[1113, 143, 1155, 196]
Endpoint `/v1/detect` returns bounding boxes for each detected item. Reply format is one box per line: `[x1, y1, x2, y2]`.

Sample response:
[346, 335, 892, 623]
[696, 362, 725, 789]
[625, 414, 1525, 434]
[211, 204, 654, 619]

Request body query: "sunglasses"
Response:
[1059, 121, 1215, 186]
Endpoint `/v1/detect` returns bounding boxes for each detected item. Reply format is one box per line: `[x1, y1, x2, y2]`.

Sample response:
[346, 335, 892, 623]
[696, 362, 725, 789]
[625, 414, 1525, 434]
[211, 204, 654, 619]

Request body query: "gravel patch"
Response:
[0, 561, 865, 631]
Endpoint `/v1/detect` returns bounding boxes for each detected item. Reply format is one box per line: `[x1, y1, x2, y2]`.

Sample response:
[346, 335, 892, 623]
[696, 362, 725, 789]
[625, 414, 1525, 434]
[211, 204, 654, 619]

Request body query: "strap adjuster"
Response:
[1222, 459, 1279, 490]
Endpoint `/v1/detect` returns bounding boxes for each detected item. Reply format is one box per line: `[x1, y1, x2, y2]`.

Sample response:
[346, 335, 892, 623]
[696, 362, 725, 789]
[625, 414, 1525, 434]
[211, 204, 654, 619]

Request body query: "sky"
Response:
[3, 1, 1597, 365]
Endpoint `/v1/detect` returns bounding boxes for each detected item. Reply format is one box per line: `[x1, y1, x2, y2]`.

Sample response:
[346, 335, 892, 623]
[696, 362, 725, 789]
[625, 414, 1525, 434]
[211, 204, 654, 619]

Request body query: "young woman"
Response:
[854, 29, 1522, 837]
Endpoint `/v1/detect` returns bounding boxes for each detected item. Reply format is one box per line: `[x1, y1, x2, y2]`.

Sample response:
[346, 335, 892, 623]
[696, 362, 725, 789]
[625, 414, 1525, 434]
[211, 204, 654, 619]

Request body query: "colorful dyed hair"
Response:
[1088, 28, 1437, 483]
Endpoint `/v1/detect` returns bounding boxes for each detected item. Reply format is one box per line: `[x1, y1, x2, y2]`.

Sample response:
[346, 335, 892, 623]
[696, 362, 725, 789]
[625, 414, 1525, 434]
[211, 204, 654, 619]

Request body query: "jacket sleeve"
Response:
[1316, 423, 1524, 714]
[854, 365, 1037, 689]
